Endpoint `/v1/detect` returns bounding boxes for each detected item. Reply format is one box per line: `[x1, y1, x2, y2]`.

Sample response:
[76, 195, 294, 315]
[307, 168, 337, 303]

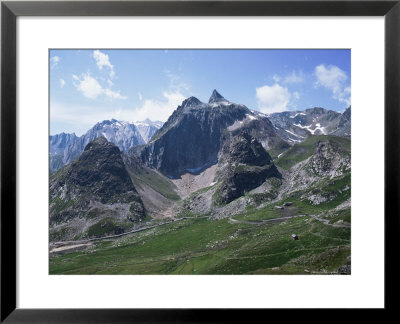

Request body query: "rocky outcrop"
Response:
[215, 132, 281, 204]
[309, 139, 350, 177]
[220, 131, 273, 166]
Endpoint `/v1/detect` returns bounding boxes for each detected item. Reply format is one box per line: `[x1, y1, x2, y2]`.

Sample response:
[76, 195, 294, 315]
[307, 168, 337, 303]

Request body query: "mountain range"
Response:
[50, 118, 163, 173]
[268, 106, 351, 144]
[49, 90, 351, 258]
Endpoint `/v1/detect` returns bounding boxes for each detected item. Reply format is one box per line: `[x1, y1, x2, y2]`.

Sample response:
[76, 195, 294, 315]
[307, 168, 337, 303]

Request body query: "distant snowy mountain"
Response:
[268, 107, 351, 143]
[49, 132, 78, 154]
[134, 118, 163, 143]
[62, 119, 145, 166]
[50, 119, 161, 173]
[49, 132, 79, 172]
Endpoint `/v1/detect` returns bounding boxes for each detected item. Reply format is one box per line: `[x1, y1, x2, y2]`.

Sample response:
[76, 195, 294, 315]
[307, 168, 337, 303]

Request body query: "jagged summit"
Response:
[182, 96, 203, 107]
[83, 136, 110, 151]
[208, 89, 226, 104]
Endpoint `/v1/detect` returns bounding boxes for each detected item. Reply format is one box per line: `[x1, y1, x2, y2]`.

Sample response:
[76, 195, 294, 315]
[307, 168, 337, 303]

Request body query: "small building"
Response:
[291, 234, 299, 240]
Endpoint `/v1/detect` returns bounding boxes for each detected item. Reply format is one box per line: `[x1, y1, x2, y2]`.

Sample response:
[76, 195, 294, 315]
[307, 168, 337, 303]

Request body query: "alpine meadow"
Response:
[49, 49, 351, 275]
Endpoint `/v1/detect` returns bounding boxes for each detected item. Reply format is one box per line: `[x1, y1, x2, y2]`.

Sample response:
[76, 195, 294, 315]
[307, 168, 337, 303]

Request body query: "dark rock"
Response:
[66, 136, 137, 203]
[221, 131, 272, 166]
[338, 265, 351, 275]
[208, 89, 226, 104]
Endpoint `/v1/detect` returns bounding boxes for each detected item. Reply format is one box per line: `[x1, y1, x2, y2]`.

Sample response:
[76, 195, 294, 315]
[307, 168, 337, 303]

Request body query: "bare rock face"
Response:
[49, 137, 145, 241]
[309, 139, 350, 177]
[332, 106, 351, 137]
[220, 131, 273, 166]
[215, 132, 281, 205]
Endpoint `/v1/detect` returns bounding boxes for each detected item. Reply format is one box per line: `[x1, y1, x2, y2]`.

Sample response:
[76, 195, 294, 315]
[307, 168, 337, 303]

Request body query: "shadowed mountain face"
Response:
[137, 90, 285, 177]
[65, 137, 137, 202]
[49, 137, 145, 241]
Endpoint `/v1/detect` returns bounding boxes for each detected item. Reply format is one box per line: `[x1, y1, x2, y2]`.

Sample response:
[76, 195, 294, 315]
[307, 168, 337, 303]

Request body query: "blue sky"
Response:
[50, 49, 351, 136]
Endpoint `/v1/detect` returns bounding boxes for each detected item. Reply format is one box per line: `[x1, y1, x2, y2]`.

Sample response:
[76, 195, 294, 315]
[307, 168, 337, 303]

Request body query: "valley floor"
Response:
[49, 202, 350, 275]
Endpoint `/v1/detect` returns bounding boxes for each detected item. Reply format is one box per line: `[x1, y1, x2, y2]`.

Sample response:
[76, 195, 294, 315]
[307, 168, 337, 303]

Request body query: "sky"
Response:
[50, 49, 351, 136]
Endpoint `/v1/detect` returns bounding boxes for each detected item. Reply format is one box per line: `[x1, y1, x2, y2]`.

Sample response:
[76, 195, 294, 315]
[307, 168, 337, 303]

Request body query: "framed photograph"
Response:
[1, 0, 399, 321]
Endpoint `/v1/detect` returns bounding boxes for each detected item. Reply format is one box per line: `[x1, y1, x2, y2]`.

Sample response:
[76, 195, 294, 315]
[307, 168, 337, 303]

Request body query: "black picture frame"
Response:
[1, 0, 399, 322]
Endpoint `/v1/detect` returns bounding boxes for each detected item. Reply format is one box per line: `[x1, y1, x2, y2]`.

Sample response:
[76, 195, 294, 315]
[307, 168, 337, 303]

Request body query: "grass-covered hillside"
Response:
[50, 213, 350, 275]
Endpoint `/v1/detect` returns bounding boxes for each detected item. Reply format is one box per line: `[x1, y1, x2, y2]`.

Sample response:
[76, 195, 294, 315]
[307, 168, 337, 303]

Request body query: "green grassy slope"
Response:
[275, 135, 350, 170]
[50, 215, 350, 275]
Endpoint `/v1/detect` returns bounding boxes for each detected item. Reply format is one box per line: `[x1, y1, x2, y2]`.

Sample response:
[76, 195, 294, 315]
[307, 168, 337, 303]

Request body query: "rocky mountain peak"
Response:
[182, 96, 203, 108]
[67, 137, 137, 202]
[208, 89, 226, 104]
[83, 136, 112, 151]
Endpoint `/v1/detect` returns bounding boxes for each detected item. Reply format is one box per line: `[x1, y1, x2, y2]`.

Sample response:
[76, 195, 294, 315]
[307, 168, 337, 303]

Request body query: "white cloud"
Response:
[59, 79, 65, 88]
[93, 50, 113, 70]
[138, 92, 143, 101]
[256, 84, 291, 113]
[272, 74, 281, 83]
[50, 101, 126, 136]
[50, 56, 60, 69]
[93, 50, 115, 80]
[283, 70, 304, 84]
[315, 64, 351, 105]
[103, 88, 127, 100]
[131, 91, 186, 122]
[72, 73, 127, 100]
[51, 91, 185, 135]
[165, 69, 190, 92]
[73, 74, 103, 99]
